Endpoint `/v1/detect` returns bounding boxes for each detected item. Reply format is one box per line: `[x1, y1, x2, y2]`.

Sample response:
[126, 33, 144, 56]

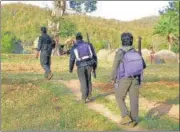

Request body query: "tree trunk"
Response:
[167, 33, 173, 51]
[53, 0, 66, 17]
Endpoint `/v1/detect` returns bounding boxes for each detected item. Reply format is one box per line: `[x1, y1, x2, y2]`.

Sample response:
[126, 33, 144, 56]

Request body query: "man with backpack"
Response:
[111, 32, 146, 127]
[69, 32, 97, 104]
[36, 27, 54, 80]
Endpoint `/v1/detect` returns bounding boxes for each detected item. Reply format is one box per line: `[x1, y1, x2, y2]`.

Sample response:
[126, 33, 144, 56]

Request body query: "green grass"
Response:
[1, 54, 179, 131]
[2, 54, 179, 102]
[140, 83, 179, 103]
[143, 64, 179, 82]
[2, 77, 121, 131]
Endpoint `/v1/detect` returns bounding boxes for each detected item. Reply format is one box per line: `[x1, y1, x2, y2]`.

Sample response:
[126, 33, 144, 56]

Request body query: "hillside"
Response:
[2, 3, 165, 52]
[2, 3, 50, 44]
[65, 15, 161, 49]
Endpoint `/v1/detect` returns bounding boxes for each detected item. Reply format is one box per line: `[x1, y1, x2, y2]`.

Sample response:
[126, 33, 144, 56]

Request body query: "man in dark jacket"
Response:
[36, 27, 53, 80]
[69, 32, 97, 103]
[111, 32, 146, 127]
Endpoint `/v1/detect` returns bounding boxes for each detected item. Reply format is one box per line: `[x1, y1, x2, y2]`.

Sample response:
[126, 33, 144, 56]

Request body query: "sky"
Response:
[2, 1, 169, 21]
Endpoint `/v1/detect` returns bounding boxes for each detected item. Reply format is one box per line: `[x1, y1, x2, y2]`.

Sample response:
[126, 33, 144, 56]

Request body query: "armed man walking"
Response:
[111, 32, 146, 127]
[69, 32, 97, 104]
[35, 27, 54, 80]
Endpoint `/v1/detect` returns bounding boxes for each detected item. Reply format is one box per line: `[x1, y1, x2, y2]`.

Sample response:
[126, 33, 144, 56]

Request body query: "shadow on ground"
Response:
[146, 96, 179, 119]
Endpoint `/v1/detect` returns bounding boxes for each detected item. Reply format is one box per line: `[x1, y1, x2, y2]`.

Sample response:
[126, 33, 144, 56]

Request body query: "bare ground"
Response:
[93, 81, 179, 119]
[58, 79, 144, 131]
[59, 79, 179, 121]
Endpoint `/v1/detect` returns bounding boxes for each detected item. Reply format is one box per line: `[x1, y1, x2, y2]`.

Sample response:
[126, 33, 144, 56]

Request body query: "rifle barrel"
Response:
[86, 32, 90, 43]
[138, 36, 142, 56]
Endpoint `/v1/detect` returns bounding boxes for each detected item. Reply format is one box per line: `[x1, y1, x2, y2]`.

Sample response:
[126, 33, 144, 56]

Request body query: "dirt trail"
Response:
[58, 79, 143, 131]
[93, 82, 179, 119]
[106, 93, 179, 120]
[59, 79, 179, 120]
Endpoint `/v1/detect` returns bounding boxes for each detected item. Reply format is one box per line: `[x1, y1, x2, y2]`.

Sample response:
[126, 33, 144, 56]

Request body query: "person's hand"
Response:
[111, 80, 115, 85]
[35, 55, 39, 59]
[35, 51, 39, 59]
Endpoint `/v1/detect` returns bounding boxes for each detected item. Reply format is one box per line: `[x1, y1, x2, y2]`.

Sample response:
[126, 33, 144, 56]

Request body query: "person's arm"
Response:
[69, 47, 76, 73]
[36, 36, 43, 58]
[111, 50, 124, 82]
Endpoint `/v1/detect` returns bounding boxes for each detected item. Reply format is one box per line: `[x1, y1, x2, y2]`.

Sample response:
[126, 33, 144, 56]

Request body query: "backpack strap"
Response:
[119, 49, 126, 60]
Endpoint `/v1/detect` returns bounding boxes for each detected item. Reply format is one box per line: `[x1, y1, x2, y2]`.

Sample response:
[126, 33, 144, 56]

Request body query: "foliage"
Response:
[58, 17, 77, 37]
[153, 1, 179, 42]
[66, 15, 161, 49]
[171, 44, 179, 53]
[1, 32, 18, 53]
[69, 0, 97, 13]
[2, 3, 166, 51]
[1, 3, 50, 46]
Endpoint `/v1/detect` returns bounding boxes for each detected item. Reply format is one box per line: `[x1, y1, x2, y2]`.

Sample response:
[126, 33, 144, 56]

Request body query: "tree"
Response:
[52, 0, 97, 16]
[69, 0, 97, 13]
[153, 1, 179, 51]
[58, 18, 77, 37]
[49, 0, 97, 37]
[52, 0, 66, 17]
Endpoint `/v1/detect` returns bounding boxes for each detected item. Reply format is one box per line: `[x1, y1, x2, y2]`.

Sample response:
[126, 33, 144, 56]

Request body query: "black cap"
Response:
[75, 32, 83, 40]
[76, 32, 82, 37]
[41, 26, 47, 33]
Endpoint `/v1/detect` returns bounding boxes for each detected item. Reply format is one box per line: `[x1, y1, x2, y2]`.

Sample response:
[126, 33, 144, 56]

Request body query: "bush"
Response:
[58, 17, 77, 37]
[2, 32, 17, 53]
[93, 40, 106, 52]
[171, 44, 179, 53]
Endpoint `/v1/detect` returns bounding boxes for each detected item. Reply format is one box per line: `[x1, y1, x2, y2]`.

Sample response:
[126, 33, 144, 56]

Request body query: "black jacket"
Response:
[37, 33, 53, 56]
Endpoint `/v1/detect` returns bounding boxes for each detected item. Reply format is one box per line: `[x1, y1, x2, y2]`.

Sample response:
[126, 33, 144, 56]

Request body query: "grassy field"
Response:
[1, 54, 179, 131]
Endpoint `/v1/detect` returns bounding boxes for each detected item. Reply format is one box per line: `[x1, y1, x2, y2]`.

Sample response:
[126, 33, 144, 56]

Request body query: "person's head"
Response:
[41, 26, 47, 34]
[75, 32, 83, 40]
[121, 32, 133, 46]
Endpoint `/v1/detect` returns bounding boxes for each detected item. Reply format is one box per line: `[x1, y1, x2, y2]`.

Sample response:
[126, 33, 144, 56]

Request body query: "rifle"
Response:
[138, 36, 142, 55]
[138, 36, 144, 86]
[86, 32, 97, 78]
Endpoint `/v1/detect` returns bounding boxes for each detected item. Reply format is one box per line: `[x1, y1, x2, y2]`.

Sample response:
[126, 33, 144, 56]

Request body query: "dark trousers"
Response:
[114, 77, 139, 121]
[40, 52, 51, 78]
[77, 65, 93, 99]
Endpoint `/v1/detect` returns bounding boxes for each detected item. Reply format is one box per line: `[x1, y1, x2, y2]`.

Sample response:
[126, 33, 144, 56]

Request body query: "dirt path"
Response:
[58, 79, 143, 131]
[58, 79, 179, 120]
[93, 82, 179, 120]
[106, 93, 179, 120]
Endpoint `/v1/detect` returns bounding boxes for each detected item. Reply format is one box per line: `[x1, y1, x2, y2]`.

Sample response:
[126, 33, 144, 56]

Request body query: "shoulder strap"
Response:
[87, 43, 93, 58]
[119, 49, 126, 58]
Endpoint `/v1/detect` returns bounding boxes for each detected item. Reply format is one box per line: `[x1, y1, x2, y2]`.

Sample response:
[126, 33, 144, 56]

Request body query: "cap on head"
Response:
[121, 32, 133, 46]
[75, 32, 83, 40]
[41, 26, 47, 34]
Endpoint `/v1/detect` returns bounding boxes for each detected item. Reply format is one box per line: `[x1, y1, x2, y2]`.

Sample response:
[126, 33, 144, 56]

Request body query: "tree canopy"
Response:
[153, 1, 179, 41]
[69, 0, 97, 13]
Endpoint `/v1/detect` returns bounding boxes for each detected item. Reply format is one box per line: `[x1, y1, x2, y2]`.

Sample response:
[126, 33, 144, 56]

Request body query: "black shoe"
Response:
[128, 121, 138, 128]
[119, 115, 132, 125]
[87, 94, 93, 101]
[48, 73, 53, 80]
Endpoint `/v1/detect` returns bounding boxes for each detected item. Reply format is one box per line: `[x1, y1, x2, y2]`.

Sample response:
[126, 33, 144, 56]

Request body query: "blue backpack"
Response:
[74, 42, 93, 61]
[116, 49, 144, 80]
